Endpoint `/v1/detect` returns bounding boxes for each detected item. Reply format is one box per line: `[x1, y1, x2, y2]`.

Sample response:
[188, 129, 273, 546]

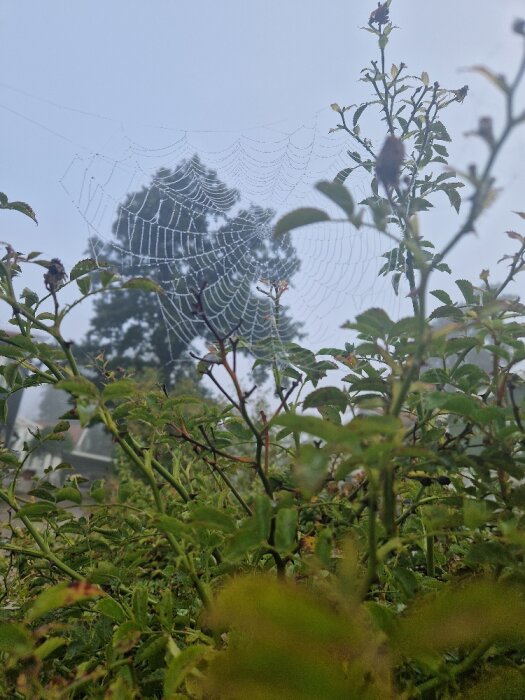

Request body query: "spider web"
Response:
[60, 112, 403, 369]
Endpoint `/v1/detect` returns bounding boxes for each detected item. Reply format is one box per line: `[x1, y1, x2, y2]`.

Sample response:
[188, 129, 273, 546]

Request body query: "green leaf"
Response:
[225, 520, 265, 561]
[274, 508, 298, 552]
[54, 486, 82, 504]
[34, 637, 67, 660]
[273, 207, 330, 237]
[21, 287, 39, 306]
[132, 584, 149, 630]
[455, 278, 478, 304]
[395, 579, 525, 660]
[0, 198, 37, 223]
[303, 386, 348, 413]
[102, 379, 137, 401]
[96, 597, 128, 623]
[112, 620, 141, 654]
[392, 567, 419, 601]
[346, 307, 393, 337]
[425, 391, 481, 419]
[443, 185, 462, 213]
[294, 445, 329, 498]
[206, 576, 390, 699]
[52, 420, 70, 433]
[430, 289, 453, 305]
[56, 377, 99, 399]
[464, 499, 491, 529]
[76, 276, 91, 295]
[465, 541, 512, 568]
[70, 258, 101, 280]
[156, 515, 194, 541]
[77, 400, 99, 427]
[100, 269, 118, 287]
[27, 581, 105, 621]
[334, 167, 353, 184]
[0, 623, 33, 655]
[164, 645, 209, 697]
[431, 120, 451, 142]
[158, 590, 173, 632]
[420, 368, 449, 384]
[135, 633, 168, 666]
[433, 143, 448, 157]
[276, 413, 401, 445]
[429, 304, 463, 321]
[315, 180, 355, 217]
[122, 277, 164, 293]
[353, 103, 369, 127]
[254, 494, 272, 540]
[0, 344, 25, 360]
[17, 502, 57, 519]
[188, 505, 236, 533]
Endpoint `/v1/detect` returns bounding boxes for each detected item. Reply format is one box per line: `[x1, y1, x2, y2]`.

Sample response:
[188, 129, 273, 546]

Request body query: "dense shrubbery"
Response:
[3, 2, 525, 697]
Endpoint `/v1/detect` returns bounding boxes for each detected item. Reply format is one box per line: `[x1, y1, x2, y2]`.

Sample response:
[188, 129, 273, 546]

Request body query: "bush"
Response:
[2, 2, 525, 697]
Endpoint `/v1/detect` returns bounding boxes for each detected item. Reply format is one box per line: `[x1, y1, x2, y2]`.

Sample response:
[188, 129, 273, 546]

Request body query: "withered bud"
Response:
[453, 85, 469, 103]
[478, 116, 495, 146]
[467, 163, 478, 180]
[375, 135, 404, 189]
[369, 2, 389, 26]
[513, 18, 525, 36]
[275, 279, 289, 294]
[44, 258, 67, 293]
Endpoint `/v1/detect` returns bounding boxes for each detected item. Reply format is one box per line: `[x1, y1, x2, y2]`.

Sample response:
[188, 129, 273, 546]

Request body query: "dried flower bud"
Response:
[375, 135, 404, 189]
[478, 116, 495, 146]
[452, 85, 469, 103]
[479, 268, 490, 282]
[44, 258, 67, 293]
[276, 279, 289, 294]
[369, 2, 390, 26]
[513, 18, 525, 36]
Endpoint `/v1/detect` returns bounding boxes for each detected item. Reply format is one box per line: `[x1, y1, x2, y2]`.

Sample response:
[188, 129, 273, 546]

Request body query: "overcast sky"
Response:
[2, 1, 525, 392]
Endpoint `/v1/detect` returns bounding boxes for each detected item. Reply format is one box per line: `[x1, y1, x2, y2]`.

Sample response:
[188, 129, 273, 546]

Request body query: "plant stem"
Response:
[366, 493, 378, 588]
[414, 640, 492, 696]
[382, 465, 396, 536]
[426, 535, 435, 577]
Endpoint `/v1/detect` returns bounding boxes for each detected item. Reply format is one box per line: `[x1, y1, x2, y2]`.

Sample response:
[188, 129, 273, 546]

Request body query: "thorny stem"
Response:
[202, 456, 252, 516]
[191, 284, 274, 499]
[414, 640, 493, 696]
[260, 410, 270, 476]
[142, 448, 212, 610]
[390, 43, 525, 417]
[0, 489, 84, 581]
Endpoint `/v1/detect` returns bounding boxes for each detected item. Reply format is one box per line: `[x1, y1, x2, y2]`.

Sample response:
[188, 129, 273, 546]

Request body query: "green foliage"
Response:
[2, 2, 525, 698]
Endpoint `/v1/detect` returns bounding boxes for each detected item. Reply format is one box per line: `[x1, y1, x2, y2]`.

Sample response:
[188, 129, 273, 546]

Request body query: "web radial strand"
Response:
[60, 116, 403, 368]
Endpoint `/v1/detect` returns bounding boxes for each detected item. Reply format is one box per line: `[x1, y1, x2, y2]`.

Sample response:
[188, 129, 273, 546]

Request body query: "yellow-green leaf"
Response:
[27, 581, 105, 621]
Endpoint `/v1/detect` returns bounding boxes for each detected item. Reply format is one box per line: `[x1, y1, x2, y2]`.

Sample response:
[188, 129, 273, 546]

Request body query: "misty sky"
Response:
[2, 0, 525, 397]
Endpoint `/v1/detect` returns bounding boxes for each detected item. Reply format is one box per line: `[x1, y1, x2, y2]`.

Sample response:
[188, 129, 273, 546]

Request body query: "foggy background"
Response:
[2, 0, 525, 415]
